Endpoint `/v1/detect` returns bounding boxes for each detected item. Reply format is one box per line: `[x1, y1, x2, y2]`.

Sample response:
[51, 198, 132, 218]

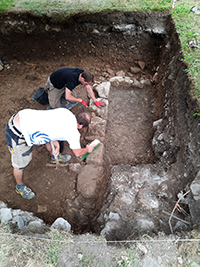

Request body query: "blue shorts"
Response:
[5, 115, 33, 169]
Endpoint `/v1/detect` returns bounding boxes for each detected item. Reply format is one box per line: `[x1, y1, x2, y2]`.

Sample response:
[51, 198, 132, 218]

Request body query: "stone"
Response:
[109, 76, 124, 86]
[98, 76, 106, 82]
[152, 72, 159, 83]
[102, 72, 109, 78]
[100, 220, 121, 239]
[52, 27, 61, 32]
[136, 218, 154, 230]
[133, 78, 143, 88]
[151, 27, 166, 35]
[95, 81, 111, 99]
[108, 212, 120, 221]
[106, 68, 115, 76]
[69, 163, 82, 173]
[109, 76, 133, 88]
[124, 76, 133, 86]
[17, 216, 25, 229]
[0, 201, 7, 209]
[88, 116, 107, 137]
[45, 24, 51, 31]
[86, 143, 104, 166]
[116, 70, 125, 76]
[77, 165, 105, 198]
[130, 66, 141, 74]
[37, 205, 47, 213]
[153, 118, 163, 131]
[92, 29, 100, 34]
[190, 174, 200, 201]
[89, 98, 109, 120]
[137, 61, 145, 70]
[0, 208, 12, 223]
[28, 220, 46, 234]
[51, 217, 71, 231]
[140, 79, 151, 86]
[188, 198, 200, 225]
[173, 221, 188, 232]
[137, 243, 148, 254]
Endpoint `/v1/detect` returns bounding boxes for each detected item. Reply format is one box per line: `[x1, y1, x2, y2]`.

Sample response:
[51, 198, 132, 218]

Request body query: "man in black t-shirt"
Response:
[45, 68, 105, 109]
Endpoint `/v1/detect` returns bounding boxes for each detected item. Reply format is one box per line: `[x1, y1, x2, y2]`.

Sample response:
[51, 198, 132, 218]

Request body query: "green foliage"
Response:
[193, 113, 200, 144]
[172, 2, 200, 104]
[115, 245, 138, 266]
[193, 113, 200, 121]
[0, 0, 15, 12]
[190, 261, 198, 266]
[46, 230, 69, 265]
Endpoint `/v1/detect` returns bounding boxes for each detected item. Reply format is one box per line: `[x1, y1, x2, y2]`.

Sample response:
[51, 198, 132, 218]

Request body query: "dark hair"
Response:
[81, 71, 94, 83]
[76, 112, 91, 128]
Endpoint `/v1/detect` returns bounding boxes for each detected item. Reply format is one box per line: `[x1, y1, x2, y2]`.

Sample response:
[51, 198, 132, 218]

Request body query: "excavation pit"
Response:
[0, 11, 199, 239]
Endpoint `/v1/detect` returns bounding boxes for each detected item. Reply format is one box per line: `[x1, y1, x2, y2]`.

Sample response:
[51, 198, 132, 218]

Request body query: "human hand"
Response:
[81, 99, 87, 107]
[86, 144, 94, 153]
[94, 101, 106, 108]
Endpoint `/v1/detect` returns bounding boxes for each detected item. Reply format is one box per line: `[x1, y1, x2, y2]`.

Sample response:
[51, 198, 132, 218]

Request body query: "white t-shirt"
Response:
[19, 108, 81, 149]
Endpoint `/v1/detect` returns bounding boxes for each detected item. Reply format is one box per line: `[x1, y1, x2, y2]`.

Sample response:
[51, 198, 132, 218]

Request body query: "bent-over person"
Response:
[45, 68, 105, 109]
[5, 108, 94, 199]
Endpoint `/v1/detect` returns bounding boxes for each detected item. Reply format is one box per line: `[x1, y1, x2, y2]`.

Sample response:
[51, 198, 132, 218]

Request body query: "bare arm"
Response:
[72, 145, 94, 157]
[65, 88, 82, 103]
[85, 84, 96, 103]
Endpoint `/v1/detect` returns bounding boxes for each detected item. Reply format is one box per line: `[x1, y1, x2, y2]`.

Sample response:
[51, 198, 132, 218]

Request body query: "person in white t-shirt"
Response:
[5, 108, 94, 200]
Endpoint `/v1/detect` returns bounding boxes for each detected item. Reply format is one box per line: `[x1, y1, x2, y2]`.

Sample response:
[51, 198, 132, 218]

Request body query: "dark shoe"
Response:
[32, 87, 49, 106]
[15, 185, 35, 199]
[51, 153, 71, 163]
[61, 90, 78, 110]
[64, 101, 78, 110]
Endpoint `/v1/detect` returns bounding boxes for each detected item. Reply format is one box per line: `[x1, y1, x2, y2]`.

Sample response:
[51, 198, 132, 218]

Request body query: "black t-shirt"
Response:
[50, 68, 84, 91]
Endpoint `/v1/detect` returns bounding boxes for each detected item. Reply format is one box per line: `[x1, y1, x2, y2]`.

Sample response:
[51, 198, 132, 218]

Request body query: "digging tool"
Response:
[46, 142, 70, 168]
[46, 162, 69, 168]
[50, 141, 59, 169]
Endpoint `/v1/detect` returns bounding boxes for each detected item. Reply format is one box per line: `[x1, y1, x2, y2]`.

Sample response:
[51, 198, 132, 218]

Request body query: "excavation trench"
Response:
[0, 11, 199, 239]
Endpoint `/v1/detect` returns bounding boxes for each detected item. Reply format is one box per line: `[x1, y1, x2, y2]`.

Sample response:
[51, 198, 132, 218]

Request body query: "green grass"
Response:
[0, 226, 73, 267]
[171, 2, 200, 104]
[5, 0, 173, 13]
[0, 0, 15, 11]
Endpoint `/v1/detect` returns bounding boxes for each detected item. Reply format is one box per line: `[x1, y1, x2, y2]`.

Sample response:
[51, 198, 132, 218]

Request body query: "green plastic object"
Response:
[78, 140, 100, 161]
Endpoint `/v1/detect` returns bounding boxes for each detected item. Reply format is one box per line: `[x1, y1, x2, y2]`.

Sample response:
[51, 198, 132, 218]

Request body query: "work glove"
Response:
[94, 101, 106, 108]
[81, 99, 87, 107]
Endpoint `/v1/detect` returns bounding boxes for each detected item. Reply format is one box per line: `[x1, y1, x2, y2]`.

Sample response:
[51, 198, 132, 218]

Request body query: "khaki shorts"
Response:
[5, 115, 33, 169]
[46, 77, 65, 108]
[45, 77, 77, 109]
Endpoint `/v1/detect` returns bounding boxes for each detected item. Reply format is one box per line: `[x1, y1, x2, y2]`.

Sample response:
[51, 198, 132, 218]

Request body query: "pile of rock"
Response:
[0, 200, 71, 234]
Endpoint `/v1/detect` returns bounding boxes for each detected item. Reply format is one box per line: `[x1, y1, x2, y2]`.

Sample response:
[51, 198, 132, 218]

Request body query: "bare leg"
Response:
[45, 141, 60, 156]
[45, 142, 53, 155]
[13, 168, 24, 185]
[14, 168, 35, 199]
